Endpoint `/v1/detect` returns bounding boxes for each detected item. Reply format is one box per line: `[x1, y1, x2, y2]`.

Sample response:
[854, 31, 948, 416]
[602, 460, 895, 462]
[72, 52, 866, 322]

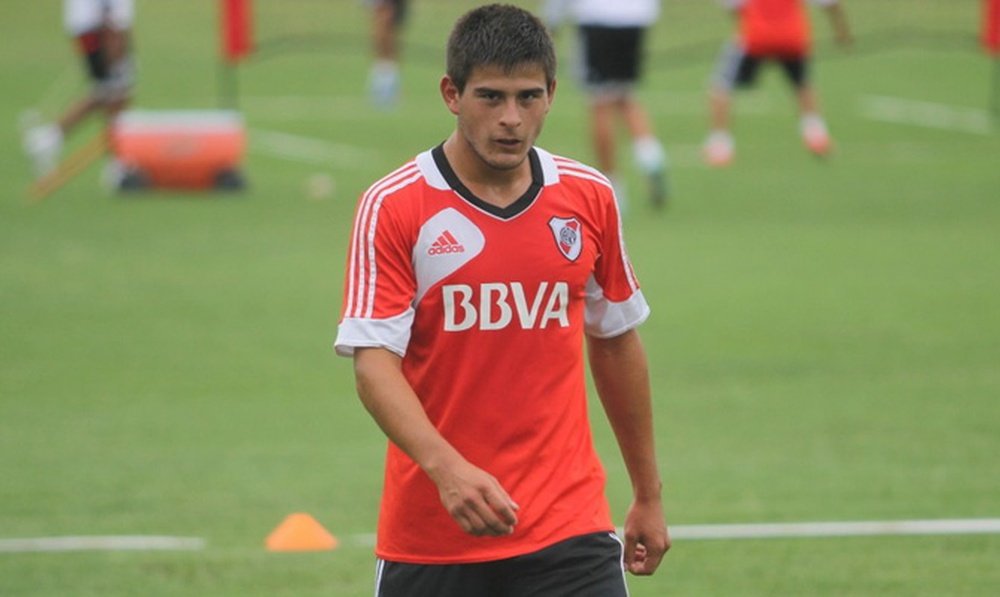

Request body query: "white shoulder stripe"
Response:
[345, 162, 421, 319]
[558, 168, 614, 190]
[552, 157, 613, 187]
[346, 162, 418, 318]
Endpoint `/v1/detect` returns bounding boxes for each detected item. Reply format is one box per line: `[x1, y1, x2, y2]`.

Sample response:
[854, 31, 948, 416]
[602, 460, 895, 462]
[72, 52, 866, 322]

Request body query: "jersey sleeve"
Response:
[583, 186, 650, 338]
[335, 185, 418, 357]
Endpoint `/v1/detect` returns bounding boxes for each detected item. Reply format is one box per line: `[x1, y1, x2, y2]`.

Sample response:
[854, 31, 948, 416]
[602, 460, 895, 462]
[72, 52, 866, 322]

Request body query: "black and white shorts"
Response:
[578, 25, 647, 97]
[374, 532, 629, 597]
[713, 41, 810, 91]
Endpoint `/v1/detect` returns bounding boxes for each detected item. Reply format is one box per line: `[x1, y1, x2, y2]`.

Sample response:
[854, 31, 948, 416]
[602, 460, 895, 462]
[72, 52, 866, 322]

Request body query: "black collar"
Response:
[431, 143, 543, 220]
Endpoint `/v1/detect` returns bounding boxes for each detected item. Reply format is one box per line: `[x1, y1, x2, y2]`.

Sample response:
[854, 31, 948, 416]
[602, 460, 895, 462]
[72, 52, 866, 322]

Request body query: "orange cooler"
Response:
[112, 110, 245, 189]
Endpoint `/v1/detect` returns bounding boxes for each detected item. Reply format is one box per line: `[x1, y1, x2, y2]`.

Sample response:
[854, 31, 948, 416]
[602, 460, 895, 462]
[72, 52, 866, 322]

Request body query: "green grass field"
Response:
[2, 1, 999, 595]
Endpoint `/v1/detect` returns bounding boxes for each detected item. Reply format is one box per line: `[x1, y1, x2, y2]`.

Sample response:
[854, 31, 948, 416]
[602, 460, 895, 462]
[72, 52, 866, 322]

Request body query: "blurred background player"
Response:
[367, 0, 408, 109]
[22, 0, 135, 179]
[543, 0, 669, 209]
[703, 0, 851, 166]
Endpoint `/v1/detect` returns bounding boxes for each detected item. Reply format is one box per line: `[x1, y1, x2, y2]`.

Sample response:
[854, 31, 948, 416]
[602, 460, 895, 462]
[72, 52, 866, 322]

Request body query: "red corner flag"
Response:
[221, 0, 254, 63]
[985, 0, 1000, 55]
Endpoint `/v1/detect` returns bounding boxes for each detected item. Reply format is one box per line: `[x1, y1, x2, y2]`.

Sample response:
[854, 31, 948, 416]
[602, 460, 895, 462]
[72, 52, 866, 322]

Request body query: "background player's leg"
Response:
[621, 97, 668, 206]
[784, 59, 831, 156]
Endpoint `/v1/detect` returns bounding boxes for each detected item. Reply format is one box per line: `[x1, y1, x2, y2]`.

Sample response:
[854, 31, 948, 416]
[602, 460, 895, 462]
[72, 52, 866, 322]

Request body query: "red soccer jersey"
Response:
[335, 145, 649, 564]
[733, 0, 833, 57]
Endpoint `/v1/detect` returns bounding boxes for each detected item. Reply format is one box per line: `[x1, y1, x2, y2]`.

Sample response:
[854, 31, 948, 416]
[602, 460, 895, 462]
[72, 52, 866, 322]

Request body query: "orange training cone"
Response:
[265, 513, 339, 552]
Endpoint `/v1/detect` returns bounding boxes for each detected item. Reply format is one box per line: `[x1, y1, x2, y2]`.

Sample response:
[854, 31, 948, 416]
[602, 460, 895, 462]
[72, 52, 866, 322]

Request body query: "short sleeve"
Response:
[583, 187, 650, 337]
[334, 185, 418, 357]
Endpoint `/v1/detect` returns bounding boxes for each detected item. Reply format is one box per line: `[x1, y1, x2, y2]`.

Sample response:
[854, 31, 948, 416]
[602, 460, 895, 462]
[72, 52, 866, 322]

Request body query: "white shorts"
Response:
[64, 0, 134, 35]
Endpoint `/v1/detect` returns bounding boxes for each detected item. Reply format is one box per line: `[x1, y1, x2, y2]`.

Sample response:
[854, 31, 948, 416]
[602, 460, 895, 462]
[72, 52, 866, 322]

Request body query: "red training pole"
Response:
[985, 0, 1000, 118]
[221, 0, 254, 64]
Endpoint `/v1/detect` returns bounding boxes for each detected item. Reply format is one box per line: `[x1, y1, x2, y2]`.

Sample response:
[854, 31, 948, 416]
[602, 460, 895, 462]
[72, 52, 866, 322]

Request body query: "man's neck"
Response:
[442, 134, 533, 209]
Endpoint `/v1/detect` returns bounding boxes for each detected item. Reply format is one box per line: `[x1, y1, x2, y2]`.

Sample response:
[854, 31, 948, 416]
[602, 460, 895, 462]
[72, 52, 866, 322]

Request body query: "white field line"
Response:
[250, 128, 378, 167]
[5, 519, 997, 553]
[667, 518, 1000, 540]
[346, 518, 1000, 548]
[859, 95, 995, 135]
[0, 536, 206, 553]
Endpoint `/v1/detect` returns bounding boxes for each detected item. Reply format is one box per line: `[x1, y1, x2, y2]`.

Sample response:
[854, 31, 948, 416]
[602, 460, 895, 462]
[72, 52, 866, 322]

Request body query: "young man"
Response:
[334, 5, 670, 596]
[367, 0, 409, 109]
[544, 0, 669, 209]
[23, 0, 135, 178]
[703, 0, 852, 166]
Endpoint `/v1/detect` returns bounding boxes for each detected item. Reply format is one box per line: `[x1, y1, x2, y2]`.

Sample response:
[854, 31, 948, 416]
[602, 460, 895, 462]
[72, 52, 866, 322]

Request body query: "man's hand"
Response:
[429, 457, 520, 537]
[622, 498, 670, 575]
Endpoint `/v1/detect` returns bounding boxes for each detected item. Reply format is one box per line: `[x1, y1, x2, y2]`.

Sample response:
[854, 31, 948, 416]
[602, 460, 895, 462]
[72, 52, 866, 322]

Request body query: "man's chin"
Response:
[484, 152, 527, 171]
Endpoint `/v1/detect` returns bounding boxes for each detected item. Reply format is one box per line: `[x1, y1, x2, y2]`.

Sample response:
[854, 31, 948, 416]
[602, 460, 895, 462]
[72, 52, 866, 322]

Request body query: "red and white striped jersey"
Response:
[335, 144, 650, 564]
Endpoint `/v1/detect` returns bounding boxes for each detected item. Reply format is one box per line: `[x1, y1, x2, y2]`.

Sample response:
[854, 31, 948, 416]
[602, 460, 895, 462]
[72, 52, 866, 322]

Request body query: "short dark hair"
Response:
[446, 4, 557, 93]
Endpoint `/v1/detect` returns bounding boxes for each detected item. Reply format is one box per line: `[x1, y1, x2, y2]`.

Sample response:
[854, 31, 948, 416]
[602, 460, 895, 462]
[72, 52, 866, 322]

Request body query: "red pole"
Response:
[219, 0, 253, 108]
[221, 0, 254, 64]
[985, 0, 1000, 55]
[985, 0, 1000, 118]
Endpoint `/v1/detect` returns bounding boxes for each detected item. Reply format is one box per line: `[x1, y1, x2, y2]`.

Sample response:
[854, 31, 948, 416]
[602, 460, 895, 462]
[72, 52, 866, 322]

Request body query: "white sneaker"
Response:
[703, 131, 734, 167]
[801, 115, 831, 156]
[368, 61, 400, 109]
[23, 124, 63, 178]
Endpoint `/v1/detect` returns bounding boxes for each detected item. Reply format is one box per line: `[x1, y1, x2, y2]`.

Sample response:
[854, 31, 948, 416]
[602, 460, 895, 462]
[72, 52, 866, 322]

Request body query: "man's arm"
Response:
[353, 346, 519, 536]
[587, 329, 670, 575]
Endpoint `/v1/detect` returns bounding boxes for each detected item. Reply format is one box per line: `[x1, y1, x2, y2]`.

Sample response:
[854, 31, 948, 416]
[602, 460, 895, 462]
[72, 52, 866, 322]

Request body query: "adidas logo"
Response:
[428, 230, 465, 255]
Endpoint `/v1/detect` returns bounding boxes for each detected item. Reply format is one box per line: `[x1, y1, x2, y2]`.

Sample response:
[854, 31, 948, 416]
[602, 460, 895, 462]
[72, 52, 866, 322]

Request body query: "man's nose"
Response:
[498, 99, 522, 128]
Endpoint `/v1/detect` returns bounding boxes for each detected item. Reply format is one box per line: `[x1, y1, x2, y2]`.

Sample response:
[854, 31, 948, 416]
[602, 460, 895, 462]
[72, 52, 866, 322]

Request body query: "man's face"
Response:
[442, 64, 556, 172]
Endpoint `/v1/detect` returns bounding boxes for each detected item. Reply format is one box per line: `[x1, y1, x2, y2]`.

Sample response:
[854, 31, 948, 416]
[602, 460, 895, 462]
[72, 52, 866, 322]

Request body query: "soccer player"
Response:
[703, 0, 852, 166]
[22, 0, 135, 179]
[367, 0, 409, 109]
[334, 5, 670, 596]
[543, 0, 669, 209]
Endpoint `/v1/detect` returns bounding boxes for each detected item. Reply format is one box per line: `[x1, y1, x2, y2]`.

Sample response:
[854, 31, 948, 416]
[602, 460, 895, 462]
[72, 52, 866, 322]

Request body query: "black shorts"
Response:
[714, 41, 809, 90]
[75, 29, 109, 81]
[578, 25, 646, 93]
[374, 532, 628, 597]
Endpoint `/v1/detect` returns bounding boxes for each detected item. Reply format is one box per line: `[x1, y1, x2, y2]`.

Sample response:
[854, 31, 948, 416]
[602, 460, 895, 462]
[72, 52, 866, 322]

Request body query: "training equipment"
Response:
[221, 0, 254, 63]
[111, 110, 246, 191]
[305, 172, 335, 201]
[27, 133, 107, 203]
[265, 513, 339, 552]
[984, 0, 1000, 55]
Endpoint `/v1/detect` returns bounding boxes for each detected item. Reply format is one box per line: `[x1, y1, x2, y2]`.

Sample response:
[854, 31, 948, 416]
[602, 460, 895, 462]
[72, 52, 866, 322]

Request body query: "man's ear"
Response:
[440, 75, 461, 115]
[547, 78, 557, 105]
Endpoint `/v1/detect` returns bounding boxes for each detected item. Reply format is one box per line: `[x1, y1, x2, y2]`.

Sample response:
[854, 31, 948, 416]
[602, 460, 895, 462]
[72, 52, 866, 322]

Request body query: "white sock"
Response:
[632, 136, 666, 175]
[800, 113, 827, 134]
